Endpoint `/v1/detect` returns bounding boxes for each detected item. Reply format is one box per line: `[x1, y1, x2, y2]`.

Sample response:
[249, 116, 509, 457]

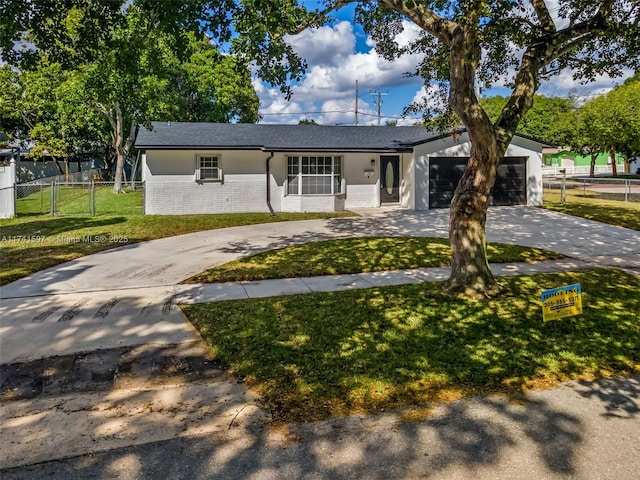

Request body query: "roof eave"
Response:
[136, 145, 414, 153]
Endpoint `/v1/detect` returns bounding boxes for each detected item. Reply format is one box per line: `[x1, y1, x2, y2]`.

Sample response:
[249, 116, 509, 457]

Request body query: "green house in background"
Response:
[542, 149, 625, 168]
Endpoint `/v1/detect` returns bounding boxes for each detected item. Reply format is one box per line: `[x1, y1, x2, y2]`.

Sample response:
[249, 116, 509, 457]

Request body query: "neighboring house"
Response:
[135, 122, 547, 215]
[542, 148, 625, 168]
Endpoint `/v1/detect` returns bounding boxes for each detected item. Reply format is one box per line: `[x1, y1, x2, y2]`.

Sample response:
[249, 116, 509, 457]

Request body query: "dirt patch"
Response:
[0, 341, 223, 401]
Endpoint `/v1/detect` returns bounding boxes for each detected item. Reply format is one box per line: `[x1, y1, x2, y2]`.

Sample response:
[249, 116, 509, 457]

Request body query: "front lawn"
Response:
[543, 190, 640, 230]
[186, 237, 564, 283]
[183, 269, 640, 422]
[0, 211, 354, 286]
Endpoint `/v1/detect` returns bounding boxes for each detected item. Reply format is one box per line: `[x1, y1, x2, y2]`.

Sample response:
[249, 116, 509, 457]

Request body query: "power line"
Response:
[258, 109, 418, 121]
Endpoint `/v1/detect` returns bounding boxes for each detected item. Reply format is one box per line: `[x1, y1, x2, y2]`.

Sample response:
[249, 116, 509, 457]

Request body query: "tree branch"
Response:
[539, 9, 612, 66]
[380, 0, 456, 44]
[494, 2, 617, 149]
[531, 0, 556, 32]
[288, 0, 361, 35]
[21, 110, 35, 130]
[509, 16, 540, 32]
[461, 0, 485, 26]
[124, 119, 137, 156]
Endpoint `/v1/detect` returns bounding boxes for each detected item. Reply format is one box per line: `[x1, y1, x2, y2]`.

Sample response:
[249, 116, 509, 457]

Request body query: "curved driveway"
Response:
[1, 206, 639, 363]
[2, 206, 638, 298]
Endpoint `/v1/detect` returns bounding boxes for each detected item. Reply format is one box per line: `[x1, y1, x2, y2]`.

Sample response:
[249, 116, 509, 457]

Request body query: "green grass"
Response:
[0, 209, 354, 286]
[183, 269, 640, 422]
[17, 184, 143, 216]
[542, 189, 640, 230]
[186, 237, 564, 283]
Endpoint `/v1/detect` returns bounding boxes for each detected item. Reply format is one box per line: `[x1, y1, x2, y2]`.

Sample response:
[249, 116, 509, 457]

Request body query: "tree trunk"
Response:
[51, 156, 64, 175]
[443, 25, 515, 296]
[112, 102, 124, 193]
[610, 148, 618, 177]
[64, 158, 70, 182]
[589, 152, 596, 178]
[623, 154, 631, 174]
[96, 101, 126, 193]
[445, 139, 502, 295]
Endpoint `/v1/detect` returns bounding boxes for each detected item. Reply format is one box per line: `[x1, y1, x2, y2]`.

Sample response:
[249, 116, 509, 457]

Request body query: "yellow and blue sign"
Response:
[541, 283, 583, 322]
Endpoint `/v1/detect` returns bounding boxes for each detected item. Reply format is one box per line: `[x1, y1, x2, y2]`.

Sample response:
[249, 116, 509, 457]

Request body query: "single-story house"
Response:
[135, 122, 547, 215]
[542, 147, 625, 168]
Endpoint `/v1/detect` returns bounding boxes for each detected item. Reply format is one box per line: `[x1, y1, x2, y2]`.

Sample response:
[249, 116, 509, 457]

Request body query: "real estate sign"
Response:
[541, 284, 583, 322]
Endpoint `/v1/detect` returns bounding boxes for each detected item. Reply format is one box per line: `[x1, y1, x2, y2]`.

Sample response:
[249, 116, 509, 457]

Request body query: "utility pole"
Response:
[355, 80, 359, 126]
[370, 90, 388, 126]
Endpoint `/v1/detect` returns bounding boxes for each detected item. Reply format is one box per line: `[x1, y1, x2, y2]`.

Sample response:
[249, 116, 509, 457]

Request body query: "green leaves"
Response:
[580, 76, 640, 158]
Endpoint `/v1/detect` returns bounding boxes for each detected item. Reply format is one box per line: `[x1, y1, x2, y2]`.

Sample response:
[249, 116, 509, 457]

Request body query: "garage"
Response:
[428, 156, 527, 208]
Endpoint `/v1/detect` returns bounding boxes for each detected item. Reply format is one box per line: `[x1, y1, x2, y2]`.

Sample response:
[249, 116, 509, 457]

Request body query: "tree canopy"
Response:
[1, 0, 259, 191]
[579, 73, 640, 174]
[480, 95, 579, 146]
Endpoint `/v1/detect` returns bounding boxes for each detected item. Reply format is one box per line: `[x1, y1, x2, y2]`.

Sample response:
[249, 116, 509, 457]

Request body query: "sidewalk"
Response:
[174, 258, 595, 304]
[4, 375, 639, 479]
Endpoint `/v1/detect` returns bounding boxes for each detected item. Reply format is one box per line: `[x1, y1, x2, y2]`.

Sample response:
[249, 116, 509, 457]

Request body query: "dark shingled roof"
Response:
[135, 122, 450, 151]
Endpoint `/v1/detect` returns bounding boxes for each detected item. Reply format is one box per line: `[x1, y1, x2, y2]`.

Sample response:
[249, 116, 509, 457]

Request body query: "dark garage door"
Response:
[428, 156, 527, 209]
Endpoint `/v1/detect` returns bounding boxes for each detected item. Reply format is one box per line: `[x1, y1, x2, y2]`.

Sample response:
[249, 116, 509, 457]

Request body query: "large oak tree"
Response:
[219, 0, 639, 295]
[3, 1, 637, 293]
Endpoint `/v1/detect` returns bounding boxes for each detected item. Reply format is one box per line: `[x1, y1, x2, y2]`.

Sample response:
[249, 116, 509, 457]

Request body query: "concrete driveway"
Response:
[1, 206, 639, 364]
[2, 206, 638, 298]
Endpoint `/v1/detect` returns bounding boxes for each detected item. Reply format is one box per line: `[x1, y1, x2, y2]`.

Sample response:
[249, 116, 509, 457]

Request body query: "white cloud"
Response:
[256, 11, 631, 125]
[285, 21, 355, 67]
[257, 20, 425, 124]
[538, 68, 634, 97]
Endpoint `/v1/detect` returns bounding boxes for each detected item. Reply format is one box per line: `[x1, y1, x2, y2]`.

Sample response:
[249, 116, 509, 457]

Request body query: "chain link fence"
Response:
[543, 175, 640, 204]
[15, 181, 144, 217]
[24, 169, 102, 185]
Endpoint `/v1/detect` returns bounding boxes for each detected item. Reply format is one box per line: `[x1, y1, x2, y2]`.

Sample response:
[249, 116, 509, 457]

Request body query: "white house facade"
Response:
[135, 122, 546, 215]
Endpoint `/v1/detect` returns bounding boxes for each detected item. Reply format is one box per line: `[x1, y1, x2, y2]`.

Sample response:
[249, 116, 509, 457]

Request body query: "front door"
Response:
[380, 155, 400, 203]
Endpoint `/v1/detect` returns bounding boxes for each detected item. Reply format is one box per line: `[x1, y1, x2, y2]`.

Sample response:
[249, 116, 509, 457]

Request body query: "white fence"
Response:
[541, 165, 625, 177]
[0, 159, 17, 218]
[543, 176, 640, 203]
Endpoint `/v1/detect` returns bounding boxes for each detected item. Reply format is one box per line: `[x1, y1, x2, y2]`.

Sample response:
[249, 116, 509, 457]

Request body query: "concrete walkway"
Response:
[174, 258, 594, 304]
[1, 206, 639, 477]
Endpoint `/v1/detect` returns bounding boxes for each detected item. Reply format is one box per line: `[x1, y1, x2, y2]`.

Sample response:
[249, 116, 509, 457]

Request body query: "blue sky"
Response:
[255, 2, 633, 125]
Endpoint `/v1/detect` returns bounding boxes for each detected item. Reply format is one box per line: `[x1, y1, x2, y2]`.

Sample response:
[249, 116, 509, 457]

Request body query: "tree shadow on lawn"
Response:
[0, 217, 131, 286]
[182, 270, 639, 468]
[0, 215, 128, 237]
[2, 269, 638, 478]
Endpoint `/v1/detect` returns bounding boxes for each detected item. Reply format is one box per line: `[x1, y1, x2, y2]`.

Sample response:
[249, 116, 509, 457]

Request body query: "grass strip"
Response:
[186, 237, 563, 283]
[0, 211, 353, 286]
[183, 269, 640, 422]
[543, 190, 640, 230]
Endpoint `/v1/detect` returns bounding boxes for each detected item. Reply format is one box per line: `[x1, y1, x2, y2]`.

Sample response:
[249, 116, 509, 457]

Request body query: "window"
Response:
[196, 155, 221, 181]
[287, 156, 342, 195]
